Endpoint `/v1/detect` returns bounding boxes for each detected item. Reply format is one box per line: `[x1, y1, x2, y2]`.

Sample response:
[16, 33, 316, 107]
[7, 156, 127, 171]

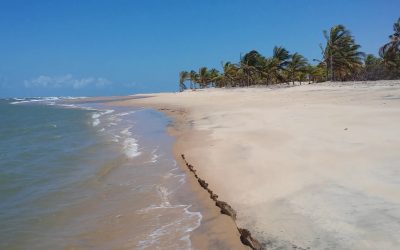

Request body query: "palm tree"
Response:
[272, 46, 291, 81]
[198, 67, 210, 88]
[179, 71, 189, 92]
[208, 68, 220, 87]
[306, 64, 326, 83]
[322, 25, 364, 81]
[273, 46, 290, 69]
[242, 50, 263, 68]
[220, 62, 239, 87]
[259, 57, 280, 84]
[287, 53, 308, 84]
[363, 54, 385, 80]
[189, 70, 198, 89]
[379, 18, 400, 68]
[240, 50, 263, 86]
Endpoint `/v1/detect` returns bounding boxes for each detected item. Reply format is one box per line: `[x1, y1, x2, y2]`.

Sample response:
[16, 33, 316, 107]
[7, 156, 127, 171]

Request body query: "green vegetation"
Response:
[379, 18, 400, 77]
[322, 25, 364, 81]
[179, 18, 400, 90]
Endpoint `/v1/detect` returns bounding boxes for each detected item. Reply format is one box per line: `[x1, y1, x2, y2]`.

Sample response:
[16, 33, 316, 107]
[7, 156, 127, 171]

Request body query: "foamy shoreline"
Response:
[103, 80, 400, 249]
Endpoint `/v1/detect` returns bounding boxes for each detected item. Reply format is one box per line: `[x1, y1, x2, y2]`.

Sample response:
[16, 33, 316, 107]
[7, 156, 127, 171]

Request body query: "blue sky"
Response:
[0, 0, 399, 97]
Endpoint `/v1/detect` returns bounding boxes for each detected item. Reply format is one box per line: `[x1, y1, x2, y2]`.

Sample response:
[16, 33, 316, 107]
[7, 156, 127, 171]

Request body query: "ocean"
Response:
[0, 97, 201, 249]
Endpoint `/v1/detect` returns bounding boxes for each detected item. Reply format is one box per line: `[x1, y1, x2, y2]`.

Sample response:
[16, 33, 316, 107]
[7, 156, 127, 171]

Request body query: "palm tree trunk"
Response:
[330, 53, 334, 81]
[292, 72, 295, 85]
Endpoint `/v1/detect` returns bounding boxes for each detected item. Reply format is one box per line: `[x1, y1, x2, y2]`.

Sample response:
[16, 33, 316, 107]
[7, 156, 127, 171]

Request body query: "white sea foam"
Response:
[150, 154, 159, 163]
[147, 147, 161, 163]
[163, 171, 186, 185]
[92, 113, 101, 119]
[61, 96, 87, 100]
[103, 109, 114, 115]
[116, 111, 136, 117]
[121, 127, 131, 135]
[10, 99, 42, 104]
[91, 109, 114, 127]
[59, 104, 79, 109]
[10, 101, 26, 104]
[120, 127, 141, 158]
[92, 119, 100, 127]
[136, 185, 202, 249]
[123, 137, 140, 157]
[10, 96, 86, 105]
[92, 112, 101, 126]
[107, 115, 122, 125]
[111, 135, 120, 142]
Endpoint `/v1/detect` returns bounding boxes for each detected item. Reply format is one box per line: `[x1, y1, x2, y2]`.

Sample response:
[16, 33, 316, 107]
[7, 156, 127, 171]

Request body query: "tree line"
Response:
[179, 18, 400, 91]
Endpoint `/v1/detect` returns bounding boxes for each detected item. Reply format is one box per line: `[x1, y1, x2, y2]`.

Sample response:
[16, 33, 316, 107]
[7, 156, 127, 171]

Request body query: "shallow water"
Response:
[0, 98, 201, 249]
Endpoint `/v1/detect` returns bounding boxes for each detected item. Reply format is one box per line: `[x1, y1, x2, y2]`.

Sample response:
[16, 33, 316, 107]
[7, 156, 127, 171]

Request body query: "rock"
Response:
[179, 153, 263, 250]
[238, 228, 262, 250]
[187, 164, 196, 172]
[198, 178, 208, 189]
[216, 200, 237, 220]
[210, 193, 218, 201]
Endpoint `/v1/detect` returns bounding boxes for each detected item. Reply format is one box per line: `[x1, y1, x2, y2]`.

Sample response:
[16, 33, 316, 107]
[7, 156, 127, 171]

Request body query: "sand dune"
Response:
[112, 81, 400, 249]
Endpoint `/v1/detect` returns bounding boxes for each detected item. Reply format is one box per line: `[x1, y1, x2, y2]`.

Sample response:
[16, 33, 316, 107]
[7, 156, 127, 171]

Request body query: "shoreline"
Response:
[163, 106, 253, 249]
[69, 96, 250, 250]
[149, 105, 249, 249]
[99, 80, 400, 249]
[94, 98, 248, 249]
[99, 95, 266, 249]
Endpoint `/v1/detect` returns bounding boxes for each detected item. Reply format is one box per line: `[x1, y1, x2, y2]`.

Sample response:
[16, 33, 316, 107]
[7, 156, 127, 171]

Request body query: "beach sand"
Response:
[110, 81, 400, 249]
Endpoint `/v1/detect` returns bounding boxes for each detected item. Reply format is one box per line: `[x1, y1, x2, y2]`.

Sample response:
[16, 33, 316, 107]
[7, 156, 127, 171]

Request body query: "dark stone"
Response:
[198, 178, 209, 189]
[216, 200, 237, 220]
[187, 164, 196, 172]
[238, 228, 262, 250]
[210, 193, 218, 201]
[179, 154, 262, 250]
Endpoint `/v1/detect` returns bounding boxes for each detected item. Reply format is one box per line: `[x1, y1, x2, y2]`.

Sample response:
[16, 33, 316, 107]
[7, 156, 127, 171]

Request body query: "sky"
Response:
[0, 0, 399, 97]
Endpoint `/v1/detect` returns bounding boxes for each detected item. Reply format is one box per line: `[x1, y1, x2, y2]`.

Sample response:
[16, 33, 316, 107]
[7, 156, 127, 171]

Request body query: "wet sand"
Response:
[67, 97, 247, 249]
[109, 80, 400, 249]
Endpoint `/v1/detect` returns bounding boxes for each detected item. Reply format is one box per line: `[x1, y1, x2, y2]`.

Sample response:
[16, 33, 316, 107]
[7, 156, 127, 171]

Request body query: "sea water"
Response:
[0, 98, 201, 249]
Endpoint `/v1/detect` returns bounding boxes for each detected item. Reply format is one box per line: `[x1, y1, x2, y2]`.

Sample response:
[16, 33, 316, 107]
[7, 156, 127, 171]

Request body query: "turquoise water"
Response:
[0, 98, 201, 249]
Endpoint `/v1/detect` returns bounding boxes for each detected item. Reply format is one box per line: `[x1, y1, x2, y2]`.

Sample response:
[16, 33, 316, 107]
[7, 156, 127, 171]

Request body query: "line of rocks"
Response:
[181, 154, 263, 250]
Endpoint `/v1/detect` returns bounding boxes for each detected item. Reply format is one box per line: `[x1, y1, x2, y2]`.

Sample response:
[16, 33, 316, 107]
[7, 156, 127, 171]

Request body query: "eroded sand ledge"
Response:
[181, 153, 262, 249]
[110, 81, 400, 249]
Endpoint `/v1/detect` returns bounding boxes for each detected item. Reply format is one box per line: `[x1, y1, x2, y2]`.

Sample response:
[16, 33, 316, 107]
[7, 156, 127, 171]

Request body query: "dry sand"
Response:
[111, 81, 400, 249]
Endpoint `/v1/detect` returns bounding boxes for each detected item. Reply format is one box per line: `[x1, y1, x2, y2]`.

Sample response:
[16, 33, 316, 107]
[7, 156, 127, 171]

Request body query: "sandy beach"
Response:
[3, 1, 399, 249]
[110, 81, 400, 249]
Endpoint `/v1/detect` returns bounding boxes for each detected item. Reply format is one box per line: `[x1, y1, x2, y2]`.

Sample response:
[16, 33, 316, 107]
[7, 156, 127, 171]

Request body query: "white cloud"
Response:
[24, 74, 112, 89]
